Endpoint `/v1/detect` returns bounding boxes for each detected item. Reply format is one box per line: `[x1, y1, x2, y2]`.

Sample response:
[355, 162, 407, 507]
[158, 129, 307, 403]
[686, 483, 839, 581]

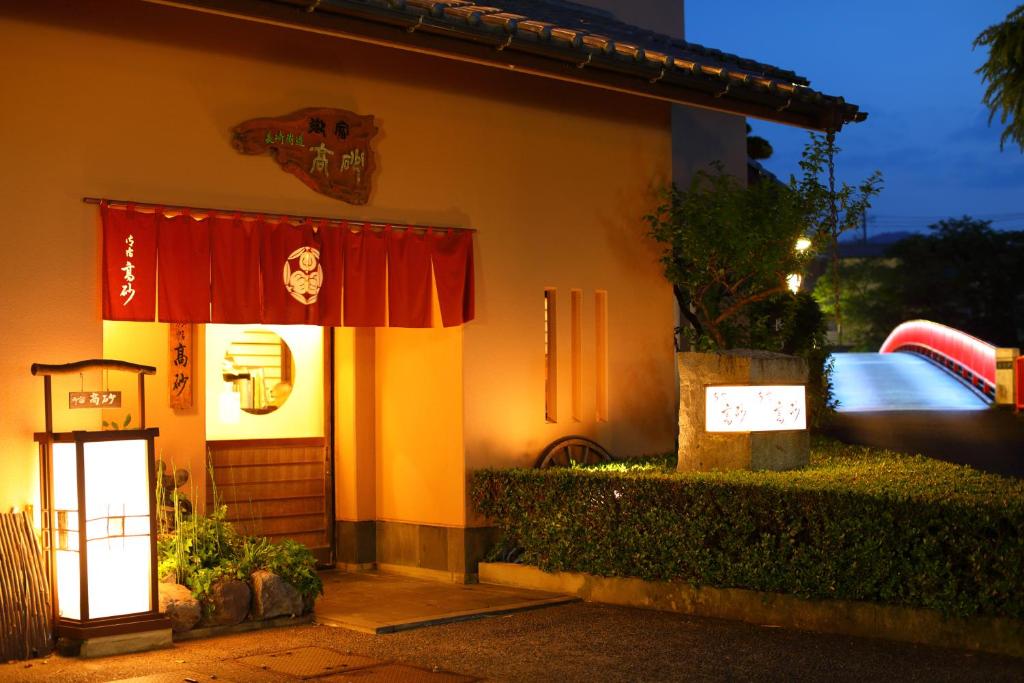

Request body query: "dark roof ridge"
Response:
[168, 0, 866, 130]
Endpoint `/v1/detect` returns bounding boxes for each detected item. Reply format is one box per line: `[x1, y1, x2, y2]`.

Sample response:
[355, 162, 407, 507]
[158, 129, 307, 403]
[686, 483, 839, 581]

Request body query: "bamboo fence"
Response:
[0, 511, 53, 660]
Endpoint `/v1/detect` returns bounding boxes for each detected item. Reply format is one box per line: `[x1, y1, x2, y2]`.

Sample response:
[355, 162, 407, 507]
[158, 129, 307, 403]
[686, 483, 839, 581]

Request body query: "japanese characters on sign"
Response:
[121, 234, 137, 306]
[232, 107, 378, 205]
[705, 385, 806, 433]
[69, 391, 122, 409]
[169, 323, 194, 409]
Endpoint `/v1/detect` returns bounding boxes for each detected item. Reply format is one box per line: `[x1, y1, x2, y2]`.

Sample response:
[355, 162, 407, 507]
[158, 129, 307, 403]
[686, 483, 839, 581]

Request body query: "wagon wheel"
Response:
[534, 436, 614, 469]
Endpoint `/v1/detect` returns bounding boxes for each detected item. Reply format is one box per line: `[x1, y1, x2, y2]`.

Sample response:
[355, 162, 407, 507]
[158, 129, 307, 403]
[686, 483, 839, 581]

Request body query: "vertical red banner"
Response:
[102, 204, 157, 322]
[210, 215, 262, 324]
[344, 227, 387, 327]
[158, 212, 211, 322]
[317, 222, 344, 327]
[261, 219, 313, 325]
[387, 228, 432, 328]
[430, 230, 475, 327]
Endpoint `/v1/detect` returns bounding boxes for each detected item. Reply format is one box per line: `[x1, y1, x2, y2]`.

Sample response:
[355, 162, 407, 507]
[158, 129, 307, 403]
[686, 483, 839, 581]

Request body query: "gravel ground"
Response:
[3, 602, 1023, 682]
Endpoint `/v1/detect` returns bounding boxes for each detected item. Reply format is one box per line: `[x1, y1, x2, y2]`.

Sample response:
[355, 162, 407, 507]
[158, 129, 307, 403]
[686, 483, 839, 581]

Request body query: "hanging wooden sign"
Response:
[69, 391, 122, 409]
[169, 323, 194, 409]
[231, 107, 378, 205]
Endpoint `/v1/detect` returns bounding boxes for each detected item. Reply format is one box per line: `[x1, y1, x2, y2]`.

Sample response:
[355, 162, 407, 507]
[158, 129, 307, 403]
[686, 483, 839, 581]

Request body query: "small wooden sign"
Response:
[232, 107, 378, 205]
[69, 391, 122, 409]
[169, 323, 194, 410]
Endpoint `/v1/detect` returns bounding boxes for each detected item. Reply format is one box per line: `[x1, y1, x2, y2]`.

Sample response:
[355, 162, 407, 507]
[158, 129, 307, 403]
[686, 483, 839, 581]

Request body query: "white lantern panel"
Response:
[86, 536, 152, 618]
[83, 439, 152, 618]
[705, 385, 807, 432]
[51, 443, 80, 620]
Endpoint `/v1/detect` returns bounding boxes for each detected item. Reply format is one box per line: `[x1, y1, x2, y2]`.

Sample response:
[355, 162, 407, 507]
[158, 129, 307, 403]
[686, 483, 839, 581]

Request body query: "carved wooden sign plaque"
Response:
[232, 107, 378, 205]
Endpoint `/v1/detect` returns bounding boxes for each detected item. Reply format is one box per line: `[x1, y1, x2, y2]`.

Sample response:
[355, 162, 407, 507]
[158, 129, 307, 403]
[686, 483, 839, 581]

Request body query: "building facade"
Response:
[0, 0, 862, 580]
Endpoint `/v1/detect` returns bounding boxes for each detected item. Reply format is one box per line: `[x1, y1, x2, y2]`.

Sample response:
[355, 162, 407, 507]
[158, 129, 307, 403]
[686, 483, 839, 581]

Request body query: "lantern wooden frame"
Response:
[32, 359, 169, 642]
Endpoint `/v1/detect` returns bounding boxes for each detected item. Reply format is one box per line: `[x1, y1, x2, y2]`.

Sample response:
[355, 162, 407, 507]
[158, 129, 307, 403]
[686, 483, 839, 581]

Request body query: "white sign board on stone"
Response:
[705, 385, 806, 432]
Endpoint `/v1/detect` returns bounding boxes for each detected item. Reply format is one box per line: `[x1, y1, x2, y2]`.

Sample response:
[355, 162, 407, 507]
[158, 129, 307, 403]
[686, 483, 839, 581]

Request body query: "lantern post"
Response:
[32, 359, 171, 656]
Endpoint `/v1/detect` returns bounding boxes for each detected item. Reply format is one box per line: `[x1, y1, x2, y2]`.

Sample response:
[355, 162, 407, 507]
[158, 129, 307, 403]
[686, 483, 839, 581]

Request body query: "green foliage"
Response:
[102, 413, 132, 431]
[236, 536, 324, 600]
[645, 134, 881, 351]
[974, 5, 1024, 152]
[157, 505, 240, 601]
[746, 135, 773, 161]
[158, 505, 322, 603]
[814, 217, 1024, 348]
[471, 439, 1024, 619]
[645, 162, 809, 349]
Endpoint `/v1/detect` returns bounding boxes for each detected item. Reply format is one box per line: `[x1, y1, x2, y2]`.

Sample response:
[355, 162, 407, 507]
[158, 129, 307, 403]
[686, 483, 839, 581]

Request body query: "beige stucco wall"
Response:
[0, 0, 713, 531]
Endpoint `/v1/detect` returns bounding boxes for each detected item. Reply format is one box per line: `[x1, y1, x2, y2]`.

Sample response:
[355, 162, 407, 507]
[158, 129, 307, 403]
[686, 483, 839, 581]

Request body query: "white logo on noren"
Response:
[283, 246, 322, 305]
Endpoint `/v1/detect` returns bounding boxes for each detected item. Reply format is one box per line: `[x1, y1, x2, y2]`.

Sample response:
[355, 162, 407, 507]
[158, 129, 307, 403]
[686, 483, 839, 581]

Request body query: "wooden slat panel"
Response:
[209, 462, 323, 484]
[210, 478, 323, 499]
[218, 498, 325, 519]
[263, 531, 327, 549]
[209, 446, 322, 467]
[206, 441, 328, 552]
[227, 515, 326, 536]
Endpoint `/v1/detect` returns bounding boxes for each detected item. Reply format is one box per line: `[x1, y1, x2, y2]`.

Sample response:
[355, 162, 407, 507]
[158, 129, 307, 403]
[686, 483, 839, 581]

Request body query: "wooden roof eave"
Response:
[141, 0, 862, 131]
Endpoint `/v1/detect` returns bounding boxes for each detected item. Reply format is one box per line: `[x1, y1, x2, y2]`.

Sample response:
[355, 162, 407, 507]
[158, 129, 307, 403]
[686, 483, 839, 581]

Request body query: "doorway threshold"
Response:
[314, 570, 578, 634]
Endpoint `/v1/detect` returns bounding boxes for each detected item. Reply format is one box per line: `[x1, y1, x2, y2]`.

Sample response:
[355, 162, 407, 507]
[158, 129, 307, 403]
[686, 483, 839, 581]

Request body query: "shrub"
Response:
[158, 505, 322, 603]
[471, 440, 1024, 619]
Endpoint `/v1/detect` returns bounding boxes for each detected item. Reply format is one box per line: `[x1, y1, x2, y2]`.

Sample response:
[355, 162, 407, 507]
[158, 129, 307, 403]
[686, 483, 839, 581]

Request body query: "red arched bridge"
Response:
[879, 320, 1001, 401]
[828, 320, 1024, 477]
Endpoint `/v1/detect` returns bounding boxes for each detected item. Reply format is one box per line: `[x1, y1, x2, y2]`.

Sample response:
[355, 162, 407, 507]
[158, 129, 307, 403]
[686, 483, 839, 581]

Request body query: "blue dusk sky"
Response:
[686, 1, 1024, 235]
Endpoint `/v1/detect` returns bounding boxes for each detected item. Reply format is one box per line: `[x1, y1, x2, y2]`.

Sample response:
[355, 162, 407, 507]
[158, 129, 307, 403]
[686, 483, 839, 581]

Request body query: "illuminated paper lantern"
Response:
[32, 360, 169, 655]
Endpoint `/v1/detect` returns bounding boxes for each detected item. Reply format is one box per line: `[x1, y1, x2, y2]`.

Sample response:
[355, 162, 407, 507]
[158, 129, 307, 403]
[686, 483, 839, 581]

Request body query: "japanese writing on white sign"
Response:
[69, 391, 122, 409]
[705, 385, 806, 432]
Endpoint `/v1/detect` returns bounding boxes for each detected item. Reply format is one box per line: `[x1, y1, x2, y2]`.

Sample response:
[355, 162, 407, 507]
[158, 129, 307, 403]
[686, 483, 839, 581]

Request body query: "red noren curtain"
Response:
[102, 204, 157, 322]
[101, 204, 473, 328]
[210, 215, 261, 324]
[386, 228, 432, 328]
[158, 211, 211, 323]
[343, 226, 387, 327]
[430, 230, 475, 327]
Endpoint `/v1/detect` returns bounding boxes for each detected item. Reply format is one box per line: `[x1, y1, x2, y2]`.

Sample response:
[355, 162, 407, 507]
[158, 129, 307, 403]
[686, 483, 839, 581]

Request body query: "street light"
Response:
[787, 237, 812, 292]
[32, 359, 170, 656]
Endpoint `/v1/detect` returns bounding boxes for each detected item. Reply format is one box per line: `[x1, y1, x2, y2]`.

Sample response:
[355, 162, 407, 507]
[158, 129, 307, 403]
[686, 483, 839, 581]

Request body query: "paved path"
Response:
[829, 352, 1024, 477]
[4, 602, 1022, 682]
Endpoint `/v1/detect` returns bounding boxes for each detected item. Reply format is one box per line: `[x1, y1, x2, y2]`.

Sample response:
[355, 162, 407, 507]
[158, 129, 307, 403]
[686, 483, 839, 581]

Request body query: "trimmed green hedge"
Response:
[470, 439, 1024, 619]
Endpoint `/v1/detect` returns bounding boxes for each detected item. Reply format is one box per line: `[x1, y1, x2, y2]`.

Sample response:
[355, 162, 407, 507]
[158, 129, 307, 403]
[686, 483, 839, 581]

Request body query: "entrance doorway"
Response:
[205, 324, 334, 564]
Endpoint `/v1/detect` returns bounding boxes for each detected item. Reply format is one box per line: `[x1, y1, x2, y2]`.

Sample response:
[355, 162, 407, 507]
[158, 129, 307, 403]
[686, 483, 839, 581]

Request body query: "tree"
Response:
[814, 217, 1024, 349]
[645, 163, 809, 349]
[974, 5, 1024, 152]
[801, 134, 882, 345]
[645, 135, 880, 350]
[746, 123, 774, 160]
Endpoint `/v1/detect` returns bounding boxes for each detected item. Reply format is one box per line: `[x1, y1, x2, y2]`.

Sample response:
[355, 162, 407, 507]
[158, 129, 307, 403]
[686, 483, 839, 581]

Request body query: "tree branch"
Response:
[712, 284, 790, 325]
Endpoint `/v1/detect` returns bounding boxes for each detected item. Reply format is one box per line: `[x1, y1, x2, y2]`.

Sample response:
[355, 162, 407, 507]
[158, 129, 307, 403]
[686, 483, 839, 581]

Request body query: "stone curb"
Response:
[173, 613, 315, 641]
[479, 562, 1024, 659]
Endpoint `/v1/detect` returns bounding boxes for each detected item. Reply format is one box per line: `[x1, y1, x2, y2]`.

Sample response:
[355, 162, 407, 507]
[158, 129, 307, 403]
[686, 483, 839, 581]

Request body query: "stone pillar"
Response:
[995, 348, 1019, 406]
[677, 350, 809, 472]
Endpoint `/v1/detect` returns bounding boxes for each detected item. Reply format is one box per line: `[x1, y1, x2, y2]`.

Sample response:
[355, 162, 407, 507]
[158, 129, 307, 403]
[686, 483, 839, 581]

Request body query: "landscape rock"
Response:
[201, 578, 251, 627]
[250, 570, 303, 619]
[158, 583, 200, 633]
[302, 591, 316, 615]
